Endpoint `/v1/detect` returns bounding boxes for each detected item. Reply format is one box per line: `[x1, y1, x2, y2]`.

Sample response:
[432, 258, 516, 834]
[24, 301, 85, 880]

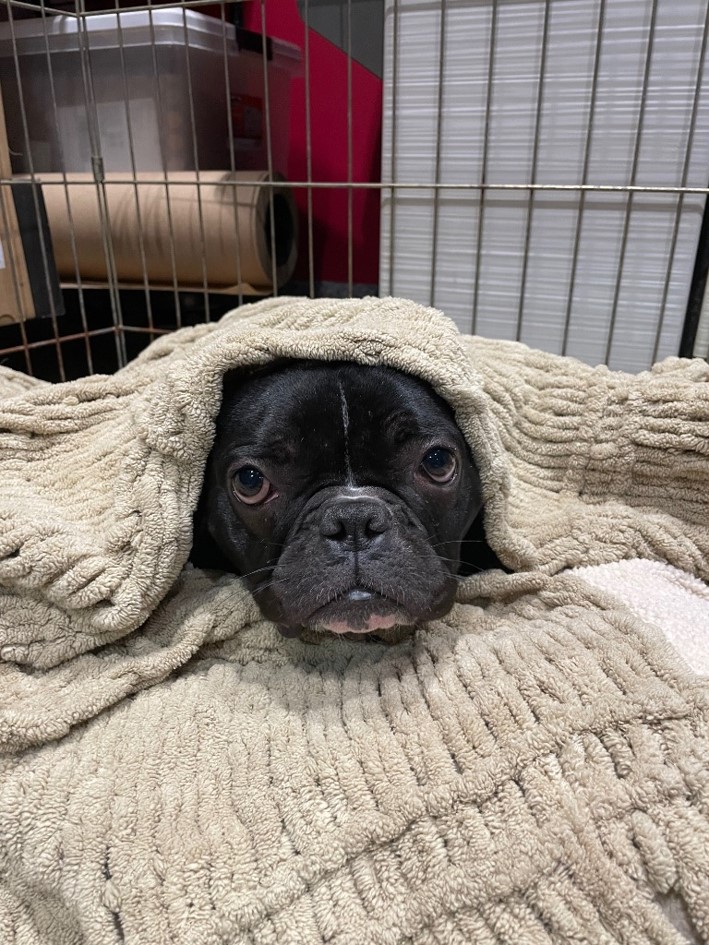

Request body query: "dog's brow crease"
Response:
[337, 380, 354, 484]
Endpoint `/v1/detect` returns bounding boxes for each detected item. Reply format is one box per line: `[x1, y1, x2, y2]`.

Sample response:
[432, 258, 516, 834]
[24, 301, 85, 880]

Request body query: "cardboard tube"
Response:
[36, 170, 297, 294]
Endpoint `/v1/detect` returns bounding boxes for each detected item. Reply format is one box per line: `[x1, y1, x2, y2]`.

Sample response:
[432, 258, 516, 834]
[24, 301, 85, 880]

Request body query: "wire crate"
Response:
[0, 0, 707, 384]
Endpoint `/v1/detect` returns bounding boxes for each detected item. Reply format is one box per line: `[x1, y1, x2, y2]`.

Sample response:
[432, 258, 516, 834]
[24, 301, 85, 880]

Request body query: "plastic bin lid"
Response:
[0, 8, 234, 55]
[0, 8, 298, 58]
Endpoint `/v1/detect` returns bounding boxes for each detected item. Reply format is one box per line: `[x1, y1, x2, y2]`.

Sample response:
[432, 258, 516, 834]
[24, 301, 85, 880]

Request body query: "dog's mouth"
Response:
[303, 586, 410, 636]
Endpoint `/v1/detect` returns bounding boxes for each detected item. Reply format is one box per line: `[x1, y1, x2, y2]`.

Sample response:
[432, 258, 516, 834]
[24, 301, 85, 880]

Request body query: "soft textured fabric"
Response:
[574, 560, 709, 678]
[0, 296, 708, 945]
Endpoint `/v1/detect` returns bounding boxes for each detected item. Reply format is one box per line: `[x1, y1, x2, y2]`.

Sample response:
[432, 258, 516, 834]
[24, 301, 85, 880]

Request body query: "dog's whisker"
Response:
[249, 578, 290, 597]
[238, 563, 277, 581]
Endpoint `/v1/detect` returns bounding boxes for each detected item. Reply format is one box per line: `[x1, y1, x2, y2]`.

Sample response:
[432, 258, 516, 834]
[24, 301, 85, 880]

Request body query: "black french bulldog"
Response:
[191, 360, 502, 638]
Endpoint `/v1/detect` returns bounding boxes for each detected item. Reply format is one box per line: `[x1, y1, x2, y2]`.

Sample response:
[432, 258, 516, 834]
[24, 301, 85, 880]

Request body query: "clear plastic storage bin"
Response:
[0, 8, 300, 175]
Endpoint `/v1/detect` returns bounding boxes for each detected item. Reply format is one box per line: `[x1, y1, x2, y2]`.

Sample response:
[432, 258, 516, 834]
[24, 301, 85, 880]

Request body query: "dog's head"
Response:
[192, 360, 492, 638]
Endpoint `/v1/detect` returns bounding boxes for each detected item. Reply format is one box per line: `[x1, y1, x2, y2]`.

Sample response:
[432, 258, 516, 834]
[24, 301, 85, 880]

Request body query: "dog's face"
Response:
[192, 361, 485, 637]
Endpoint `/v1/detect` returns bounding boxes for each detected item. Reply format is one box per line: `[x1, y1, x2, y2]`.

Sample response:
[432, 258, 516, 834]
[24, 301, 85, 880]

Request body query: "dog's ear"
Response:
[189, 482, 235, 572]
[219, 359, 302, 405]
[458, 511, 509, 576]
[188, 369, 249, 573]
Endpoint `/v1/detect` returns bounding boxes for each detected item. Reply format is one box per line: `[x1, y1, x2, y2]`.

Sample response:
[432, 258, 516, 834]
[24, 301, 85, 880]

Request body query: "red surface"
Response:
[242, 0, 382, 287]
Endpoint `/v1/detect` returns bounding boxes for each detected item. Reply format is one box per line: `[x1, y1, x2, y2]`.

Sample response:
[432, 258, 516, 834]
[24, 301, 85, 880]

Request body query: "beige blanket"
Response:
[574, 560, 709, 679]
[0, 296, 708, 944]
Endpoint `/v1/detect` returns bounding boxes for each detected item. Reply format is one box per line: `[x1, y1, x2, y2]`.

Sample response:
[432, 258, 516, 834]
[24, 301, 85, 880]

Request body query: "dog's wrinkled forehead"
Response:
[216, 360, 467, 475]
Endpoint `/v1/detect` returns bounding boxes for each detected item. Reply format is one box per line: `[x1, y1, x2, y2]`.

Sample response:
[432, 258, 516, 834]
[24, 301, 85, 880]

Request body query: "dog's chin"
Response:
[258, 579, 458, 640]
[308, 589, 410, 636]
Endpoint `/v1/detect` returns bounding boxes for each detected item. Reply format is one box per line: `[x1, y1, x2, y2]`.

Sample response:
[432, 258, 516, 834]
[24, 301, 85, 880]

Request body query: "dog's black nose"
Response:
[320, 496, 390, 547]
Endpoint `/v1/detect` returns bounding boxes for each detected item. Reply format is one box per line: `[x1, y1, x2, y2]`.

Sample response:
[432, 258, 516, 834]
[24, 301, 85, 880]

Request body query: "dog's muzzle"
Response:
[261, 486, 455, 637]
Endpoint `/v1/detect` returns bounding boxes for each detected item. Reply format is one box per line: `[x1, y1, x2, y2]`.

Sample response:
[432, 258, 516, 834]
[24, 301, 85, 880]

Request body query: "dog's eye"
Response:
[232, 466, 271, 504]
[420, 448, 456, 483]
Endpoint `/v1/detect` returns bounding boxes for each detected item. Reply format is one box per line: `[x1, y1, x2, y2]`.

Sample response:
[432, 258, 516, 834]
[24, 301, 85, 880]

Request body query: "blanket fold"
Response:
[1, 297, 708, 945]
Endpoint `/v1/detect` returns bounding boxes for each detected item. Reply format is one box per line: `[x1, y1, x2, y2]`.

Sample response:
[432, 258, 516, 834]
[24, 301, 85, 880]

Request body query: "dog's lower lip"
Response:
[308, 590, 409, 635]
[345, 588, 374, 602]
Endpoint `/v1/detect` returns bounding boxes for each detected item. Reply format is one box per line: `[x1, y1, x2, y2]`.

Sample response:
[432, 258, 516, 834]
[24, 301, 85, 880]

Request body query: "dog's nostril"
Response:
[320, 517, 348, 541]
[320, 499, 391, 545]
[364, 515, 387, 537]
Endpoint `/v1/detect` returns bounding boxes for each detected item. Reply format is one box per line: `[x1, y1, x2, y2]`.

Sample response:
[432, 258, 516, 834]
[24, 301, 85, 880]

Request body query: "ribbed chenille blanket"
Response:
[1, 297, 708, 945]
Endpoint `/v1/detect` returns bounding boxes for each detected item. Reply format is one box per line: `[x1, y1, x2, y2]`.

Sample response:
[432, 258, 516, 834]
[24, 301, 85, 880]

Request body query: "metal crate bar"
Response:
[652, 0, 709, 362]
[4, 178, 709, 193]
[220, 0, 244, 307]
[112, 0, 156, 336]
[515, 0, 552, 343]
[605, 0, 659, 365]
[471, 0, 497, 335]
[561, 0, 607, 357]
[429, 0, 446, 309]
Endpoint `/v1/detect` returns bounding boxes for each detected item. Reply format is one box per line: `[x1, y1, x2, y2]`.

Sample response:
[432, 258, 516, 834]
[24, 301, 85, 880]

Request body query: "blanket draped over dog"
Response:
[1, 297, 708, 945]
